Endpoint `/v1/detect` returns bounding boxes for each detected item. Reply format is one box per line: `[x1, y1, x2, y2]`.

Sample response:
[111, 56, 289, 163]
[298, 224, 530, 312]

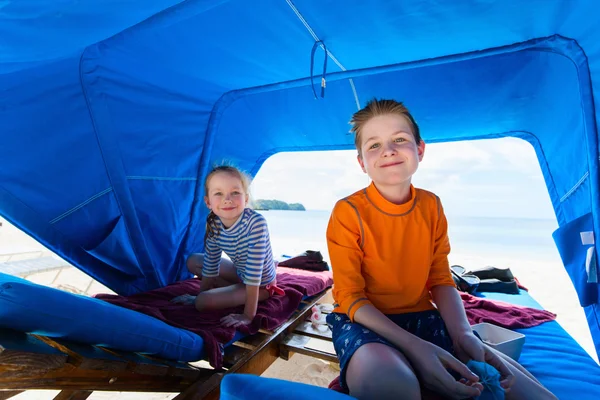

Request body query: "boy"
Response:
[326, 99, 557, 400]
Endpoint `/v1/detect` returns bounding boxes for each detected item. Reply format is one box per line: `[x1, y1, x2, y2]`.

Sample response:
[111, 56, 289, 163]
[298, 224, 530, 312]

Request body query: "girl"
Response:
[172, 165, 282, 328]
[326, 99, 557, 399]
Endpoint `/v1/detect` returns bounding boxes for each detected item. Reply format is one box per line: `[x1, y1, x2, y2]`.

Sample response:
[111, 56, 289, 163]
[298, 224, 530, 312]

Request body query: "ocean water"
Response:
[261, 209, 561, 265]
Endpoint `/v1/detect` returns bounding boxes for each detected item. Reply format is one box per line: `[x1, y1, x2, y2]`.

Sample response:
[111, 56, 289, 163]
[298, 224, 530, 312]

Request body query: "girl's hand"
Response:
[404, 337, 484, 399]
[454, 332, 515, 392]
[221, 313, 253, 328]
[170, 294, 197, 305]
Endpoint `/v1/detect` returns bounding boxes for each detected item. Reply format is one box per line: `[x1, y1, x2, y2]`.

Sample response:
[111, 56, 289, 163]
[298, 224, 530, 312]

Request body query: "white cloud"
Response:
[251, 138, 556, 220]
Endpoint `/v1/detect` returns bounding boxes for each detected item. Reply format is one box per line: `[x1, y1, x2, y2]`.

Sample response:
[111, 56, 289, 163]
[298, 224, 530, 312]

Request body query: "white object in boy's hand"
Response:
[471, 322, 526, 361]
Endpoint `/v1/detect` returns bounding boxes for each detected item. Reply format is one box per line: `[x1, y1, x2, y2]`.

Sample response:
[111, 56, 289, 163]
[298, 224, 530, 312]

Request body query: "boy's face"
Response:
[357, 114, 425, 188]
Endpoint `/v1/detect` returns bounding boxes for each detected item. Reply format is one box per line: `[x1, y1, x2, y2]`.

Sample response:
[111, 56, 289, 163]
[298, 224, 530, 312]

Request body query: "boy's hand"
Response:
[404, 337, 483, 399]
[221, 313, 253, 328]
[170, 294, 197, 305]
[454, 332, 515, 392]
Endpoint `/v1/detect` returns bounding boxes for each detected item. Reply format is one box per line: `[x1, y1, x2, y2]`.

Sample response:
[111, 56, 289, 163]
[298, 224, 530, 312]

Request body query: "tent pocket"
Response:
[553, 212, 598, 307]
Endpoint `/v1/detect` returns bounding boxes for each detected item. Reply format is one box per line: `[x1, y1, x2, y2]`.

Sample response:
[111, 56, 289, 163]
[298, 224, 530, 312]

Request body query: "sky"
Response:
[251, 137, 556, 220]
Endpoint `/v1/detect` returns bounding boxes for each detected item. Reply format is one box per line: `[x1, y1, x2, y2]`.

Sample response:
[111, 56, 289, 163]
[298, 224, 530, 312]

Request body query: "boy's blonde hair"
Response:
[350, 99, 422, 156]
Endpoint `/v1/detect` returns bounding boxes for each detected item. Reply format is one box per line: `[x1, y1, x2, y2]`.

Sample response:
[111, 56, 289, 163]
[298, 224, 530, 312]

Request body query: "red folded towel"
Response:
[460, 292, 556, 329]
[95, 267, 332, 370]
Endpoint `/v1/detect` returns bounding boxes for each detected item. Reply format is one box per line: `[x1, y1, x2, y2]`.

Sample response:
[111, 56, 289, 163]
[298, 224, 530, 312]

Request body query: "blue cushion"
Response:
[220, 374, 356, 400]
[0, 272, 204, 361]
[478, 291, 600, 399]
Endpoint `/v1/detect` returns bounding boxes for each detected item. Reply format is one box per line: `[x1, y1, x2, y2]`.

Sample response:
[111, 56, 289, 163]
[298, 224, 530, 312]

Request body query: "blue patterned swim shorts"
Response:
[326, 309, 455, 390]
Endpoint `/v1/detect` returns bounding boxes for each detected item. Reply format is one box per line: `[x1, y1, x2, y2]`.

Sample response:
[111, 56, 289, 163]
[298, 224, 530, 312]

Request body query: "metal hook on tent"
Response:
[310, 40, 328, 99]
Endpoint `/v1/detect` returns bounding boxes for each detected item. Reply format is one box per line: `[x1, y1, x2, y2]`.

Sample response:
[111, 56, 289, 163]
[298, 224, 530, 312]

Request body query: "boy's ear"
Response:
[417, 140, 426, 162]
[204, 196, 211, 210]
[357, 154, 367, 173]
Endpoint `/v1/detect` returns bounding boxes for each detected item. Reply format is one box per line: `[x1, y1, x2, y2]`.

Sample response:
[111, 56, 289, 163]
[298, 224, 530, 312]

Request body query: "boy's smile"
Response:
[357, 114, 425, 203]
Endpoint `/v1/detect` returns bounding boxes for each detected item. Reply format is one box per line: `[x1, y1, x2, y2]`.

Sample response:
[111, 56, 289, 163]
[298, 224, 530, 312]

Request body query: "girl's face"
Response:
[204, 171, 249, 228]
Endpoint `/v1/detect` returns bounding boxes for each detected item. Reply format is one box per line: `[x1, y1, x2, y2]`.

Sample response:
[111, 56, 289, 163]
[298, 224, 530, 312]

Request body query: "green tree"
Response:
[252, 199, 305, 211]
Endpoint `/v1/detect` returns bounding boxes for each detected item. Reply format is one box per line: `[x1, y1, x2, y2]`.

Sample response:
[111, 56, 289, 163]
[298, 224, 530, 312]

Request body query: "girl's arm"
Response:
[243, 284, 260, 319]
[201, 238, 223, 288]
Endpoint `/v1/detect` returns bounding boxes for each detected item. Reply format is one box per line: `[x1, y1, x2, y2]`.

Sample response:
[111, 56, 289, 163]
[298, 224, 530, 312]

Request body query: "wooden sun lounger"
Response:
[0, 289, 336, 400]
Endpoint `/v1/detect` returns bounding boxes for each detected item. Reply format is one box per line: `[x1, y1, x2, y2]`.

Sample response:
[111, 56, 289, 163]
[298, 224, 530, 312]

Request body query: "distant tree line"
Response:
[252, 199, 306, 211]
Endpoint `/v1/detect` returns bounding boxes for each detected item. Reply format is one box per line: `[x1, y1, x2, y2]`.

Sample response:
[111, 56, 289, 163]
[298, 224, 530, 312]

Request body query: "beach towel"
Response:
[95, 267, 333, 369]
[461, 293, 556, 329]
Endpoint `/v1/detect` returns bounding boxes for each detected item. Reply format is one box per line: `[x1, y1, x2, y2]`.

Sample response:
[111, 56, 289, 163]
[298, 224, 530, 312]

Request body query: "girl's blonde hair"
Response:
[203, 165, 251, 246]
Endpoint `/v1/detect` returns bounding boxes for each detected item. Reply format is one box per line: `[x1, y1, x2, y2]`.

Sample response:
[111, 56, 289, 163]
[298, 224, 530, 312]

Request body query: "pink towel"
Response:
[95, 267, 332, 369]
[460, 292, 556, 329]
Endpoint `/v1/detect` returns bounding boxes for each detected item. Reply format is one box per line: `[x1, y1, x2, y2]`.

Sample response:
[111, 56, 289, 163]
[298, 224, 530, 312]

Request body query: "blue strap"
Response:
[310, 40, 328, 99]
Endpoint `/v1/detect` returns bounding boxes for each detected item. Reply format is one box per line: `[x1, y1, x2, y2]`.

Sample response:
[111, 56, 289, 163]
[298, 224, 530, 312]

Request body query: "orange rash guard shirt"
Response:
[326, 182, 456, 321]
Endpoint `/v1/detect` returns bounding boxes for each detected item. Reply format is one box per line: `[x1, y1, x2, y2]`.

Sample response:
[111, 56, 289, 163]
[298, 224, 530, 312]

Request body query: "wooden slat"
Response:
[0, 391, 24, 400]
[0, 369, 190, 391]
[98, 349, 170, 376]
[0, 330, 67, 369]
[280, 334, 338, 363]
[33, 337, 128, 372]
[0, 365, 54, 380]
[232, 332, 270, 351]
[135, 354, 204, 380]
[0, 331, 209, 392]
[184, 373, 223, 400]
[53, 390, 93, 400]
[222, 346, 251, 370]
[293, 321, 332, 341]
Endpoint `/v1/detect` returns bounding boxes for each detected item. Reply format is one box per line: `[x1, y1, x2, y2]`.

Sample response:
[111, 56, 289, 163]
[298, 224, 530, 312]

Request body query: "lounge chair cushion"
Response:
[220, 374, 356, 399]
[0, 272, 204, 361]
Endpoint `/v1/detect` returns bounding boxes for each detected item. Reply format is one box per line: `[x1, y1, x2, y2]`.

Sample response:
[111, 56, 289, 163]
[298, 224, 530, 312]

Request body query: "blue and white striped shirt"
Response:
[202, 208, 277, 286]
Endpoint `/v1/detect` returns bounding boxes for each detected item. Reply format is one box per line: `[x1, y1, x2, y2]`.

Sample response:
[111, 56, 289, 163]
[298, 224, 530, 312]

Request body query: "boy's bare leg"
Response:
[489, 347, 557, 400]
[345, 343, 421, 400]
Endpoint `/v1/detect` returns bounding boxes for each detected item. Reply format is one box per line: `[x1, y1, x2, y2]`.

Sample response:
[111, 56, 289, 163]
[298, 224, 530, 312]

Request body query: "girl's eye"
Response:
[214, 192, 222, 196]
[369, 143, 380, 150]
[395, 138, 406, 143]
[232, 191, 241, 195]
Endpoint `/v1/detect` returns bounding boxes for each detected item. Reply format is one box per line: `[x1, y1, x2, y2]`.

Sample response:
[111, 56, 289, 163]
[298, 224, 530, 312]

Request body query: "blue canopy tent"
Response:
[1, 0, 600, 381]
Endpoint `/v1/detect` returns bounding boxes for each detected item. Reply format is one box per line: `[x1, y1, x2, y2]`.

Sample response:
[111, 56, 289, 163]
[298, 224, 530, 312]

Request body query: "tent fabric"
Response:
[1, 1, 600, 355]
